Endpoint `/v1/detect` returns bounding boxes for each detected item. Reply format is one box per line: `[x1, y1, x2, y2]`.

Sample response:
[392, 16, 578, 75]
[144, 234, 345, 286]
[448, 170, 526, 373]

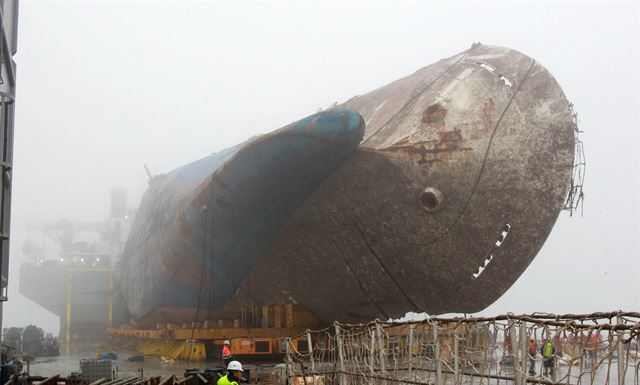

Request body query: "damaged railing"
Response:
[285, 311, 640, 385]
[563, 103, 586, 217]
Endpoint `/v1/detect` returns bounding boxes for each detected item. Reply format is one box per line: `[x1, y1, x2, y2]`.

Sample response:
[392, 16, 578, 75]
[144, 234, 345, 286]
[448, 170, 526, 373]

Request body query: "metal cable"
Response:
[190, 200, 209, 340]
[361, 52, 468, 146]
[384, 59, 537, 247]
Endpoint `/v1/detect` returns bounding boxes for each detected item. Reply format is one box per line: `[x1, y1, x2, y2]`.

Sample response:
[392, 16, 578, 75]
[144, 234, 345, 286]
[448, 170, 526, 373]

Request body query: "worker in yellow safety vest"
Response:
[540, 340, 556, 376]
[217, 361, 244, 385]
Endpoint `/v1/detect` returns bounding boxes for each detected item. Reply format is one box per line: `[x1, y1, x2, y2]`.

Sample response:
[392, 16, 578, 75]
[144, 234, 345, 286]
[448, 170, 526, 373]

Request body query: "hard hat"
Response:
[224, 340, 231, 345]
[227, 360, 243, 372]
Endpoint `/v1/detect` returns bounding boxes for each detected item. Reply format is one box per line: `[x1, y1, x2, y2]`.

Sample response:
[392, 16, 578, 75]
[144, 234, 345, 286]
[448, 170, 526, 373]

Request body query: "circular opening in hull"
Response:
[419, 188, 443, 213]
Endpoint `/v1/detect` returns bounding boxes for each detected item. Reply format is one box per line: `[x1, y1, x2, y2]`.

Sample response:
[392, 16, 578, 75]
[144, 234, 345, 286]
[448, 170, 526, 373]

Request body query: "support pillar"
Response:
[335, 323, 346, 385]
[509, 321, 521, 385]
[617, 315, 626, 385]
[433, 323, 442, 385]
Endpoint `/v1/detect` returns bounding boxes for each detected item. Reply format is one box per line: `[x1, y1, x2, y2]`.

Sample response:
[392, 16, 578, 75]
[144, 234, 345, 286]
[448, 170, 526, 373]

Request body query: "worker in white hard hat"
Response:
[222, 339, 233, 367]
[217, 360, 244, 385]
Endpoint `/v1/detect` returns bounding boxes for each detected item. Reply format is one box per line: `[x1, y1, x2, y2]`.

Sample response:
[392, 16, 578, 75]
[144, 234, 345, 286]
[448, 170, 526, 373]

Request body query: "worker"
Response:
[540, 340, 556, 376]
[222, 339, 233, 367]
[217, 360, 244, 385]
[528, 338, 536, 375]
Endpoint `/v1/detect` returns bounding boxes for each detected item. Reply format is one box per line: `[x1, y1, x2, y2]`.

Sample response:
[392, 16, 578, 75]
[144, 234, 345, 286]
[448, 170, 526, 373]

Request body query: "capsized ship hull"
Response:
[118, 110, 366, 325]
[118, 44, 576, 326]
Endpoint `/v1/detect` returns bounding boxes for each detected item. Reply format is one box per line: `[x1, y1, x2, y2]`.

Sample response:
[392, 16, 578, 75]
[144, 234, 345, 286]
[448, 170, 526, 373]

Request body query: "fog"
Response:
[4, 1, 638, 334]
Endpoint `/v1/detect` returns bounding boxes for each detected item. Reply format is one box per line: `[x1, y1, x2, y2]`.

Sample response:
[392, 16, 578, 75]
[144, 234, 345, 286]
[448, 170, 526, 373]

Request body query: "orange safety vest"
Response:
[223, 345, 232, 357]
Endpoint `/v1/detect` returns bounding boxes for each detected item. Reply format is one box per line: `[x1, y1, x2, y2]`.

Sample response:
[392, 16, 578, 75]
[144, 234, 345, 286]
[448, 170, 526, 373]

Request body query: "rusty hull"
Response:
[119, 44, 575, 326]
[226, 44, 575, 323]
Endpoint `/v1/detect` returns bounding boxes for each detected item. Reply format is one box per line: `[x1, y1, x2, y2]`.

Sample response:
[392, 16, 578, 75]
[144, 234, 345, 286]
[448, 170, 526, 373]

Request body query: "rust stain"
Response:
[439, 128, 463, 142]
[422, 103, 447, 125]
[382, 128, 472, 165]
[482, 98, 496, 132]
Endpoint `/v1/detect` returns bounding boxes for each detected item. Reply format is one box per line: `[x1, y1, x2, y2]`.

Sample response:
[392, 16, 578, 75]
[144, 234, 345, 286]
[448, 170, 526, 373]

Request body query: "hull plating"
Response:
[118, 44, 575, 325]
[118, 109, 365, 323]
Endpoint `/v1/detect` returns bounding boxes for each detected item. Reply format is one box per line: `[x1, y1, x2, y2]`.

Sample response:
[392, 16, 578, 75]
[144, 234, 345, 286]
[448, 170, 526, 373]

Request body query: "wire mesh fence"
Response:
[285, 312, 640, 385]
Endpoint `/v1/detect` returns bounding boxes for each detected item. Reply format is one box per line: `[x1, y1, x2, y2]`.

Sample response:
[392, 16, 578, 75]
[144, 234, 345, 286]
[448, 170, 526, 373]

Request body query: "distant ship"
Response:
[118, 44, 578, 327]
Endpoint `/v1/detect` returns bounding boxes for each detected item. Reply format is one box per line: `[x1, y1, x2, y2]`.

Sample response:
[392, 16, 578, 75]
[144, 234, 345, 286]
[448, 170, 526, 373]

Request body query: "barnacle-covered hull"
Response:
[118, 44, 575, 326]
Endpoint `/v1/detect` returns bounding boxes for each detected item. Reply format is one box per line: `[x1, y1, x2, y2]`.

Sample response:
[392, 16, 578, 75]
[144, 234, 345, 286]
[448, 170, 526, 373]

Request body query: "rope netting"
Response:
[285, 312, 640, 385]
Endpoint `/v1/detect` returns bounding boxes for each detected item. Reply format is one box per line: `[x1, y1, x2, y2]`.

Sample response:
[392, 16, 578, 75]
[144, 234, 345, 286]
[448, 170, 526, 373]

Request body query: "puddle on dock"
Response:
[27, 350, 279, 382]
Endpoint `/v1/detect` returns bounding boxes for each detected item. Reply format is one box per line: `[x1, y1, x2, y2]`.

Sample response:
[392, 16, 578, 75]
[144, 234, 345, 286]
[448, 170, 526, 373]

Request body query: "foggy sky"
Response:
[5, 1, 639, 334]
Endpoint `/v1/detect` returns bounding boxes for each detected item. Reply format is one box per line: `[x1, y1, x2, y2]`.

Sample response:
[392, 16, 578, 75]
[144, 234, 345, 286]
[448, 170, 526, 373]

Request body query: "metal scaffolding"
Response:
[0, 0, 18, 332]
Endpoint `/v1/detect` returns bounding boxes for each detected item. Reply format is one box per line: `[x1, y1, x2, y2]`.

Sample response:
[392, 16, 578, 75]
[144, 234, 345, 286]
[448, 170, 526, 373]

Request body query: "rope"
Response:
[207, 183, 216, 321]
[190, 195, 210, 340]
[287, 312, 640, 385]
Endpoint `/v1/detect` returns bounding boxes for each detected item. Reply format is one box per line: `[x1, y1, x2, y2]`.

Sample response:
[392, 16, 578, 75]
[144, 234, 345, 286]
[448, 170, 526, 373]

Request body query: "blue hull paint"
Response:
[118, 109, 365, 321]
